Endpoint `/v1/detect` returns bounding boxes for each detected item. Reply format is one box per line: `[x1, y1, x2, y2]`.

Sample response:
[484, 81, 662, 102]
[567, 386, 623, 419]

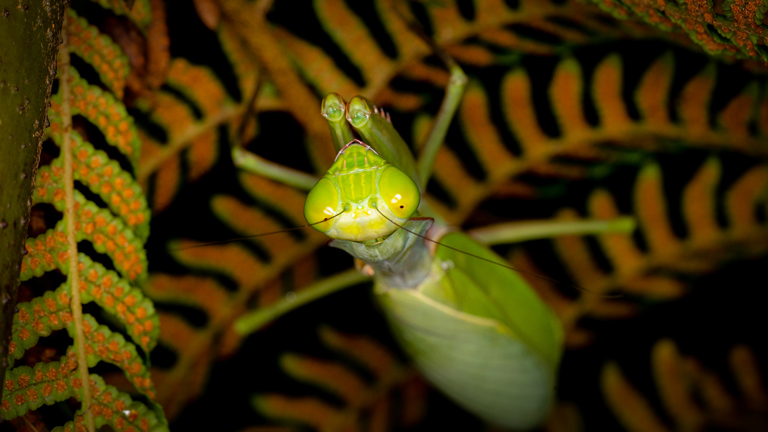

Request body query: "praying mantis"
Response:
[220, 15, 634, 428]
[230, 60, 634, 426]
[306, 88, 564, 429]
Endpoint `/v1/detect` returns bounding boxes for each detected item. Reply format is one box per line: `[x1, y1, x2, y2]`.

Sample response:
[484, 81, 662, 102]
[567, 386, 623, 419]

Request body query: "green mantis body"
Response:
[303, 92, 564, 429]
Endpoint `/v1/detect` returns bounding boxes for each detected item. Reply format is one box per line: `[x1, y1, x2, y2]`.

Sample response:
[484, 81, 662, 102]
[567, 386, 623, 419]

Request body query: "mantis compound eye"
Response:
[378, 166, 420, 219]
[304, 178, 340, 233]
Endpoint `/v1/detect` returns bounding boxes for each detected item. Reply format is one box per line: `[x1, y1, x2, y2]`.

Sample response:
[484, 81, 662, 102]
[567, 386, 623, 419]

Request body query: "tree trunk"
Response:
[0, 0, 65, 395]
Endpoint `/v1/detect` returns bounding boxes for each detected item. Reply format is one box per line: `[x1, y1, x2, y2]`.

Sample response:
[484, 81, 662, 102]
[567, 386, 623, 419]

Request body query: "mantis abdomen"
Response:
[375, 232, 563, 429]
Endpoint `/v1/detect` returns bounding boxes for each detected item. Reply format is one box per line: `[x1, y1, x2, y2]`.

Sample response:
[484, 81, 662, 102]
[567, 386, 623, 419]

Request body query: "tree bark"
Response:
[0, 0, 65, 397]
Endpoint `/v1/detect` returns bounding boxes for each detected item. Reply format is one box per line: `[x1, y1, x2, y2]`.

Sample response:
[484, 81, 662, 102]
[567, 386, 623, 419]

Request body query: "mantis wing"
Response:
[375, 233, 563, 429]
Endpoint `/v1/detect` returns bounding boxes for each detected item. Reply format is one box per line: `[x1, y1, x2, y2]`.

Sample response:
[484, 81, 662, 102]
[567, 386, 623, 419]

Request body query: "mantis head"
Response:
[303, 140, 420, 242]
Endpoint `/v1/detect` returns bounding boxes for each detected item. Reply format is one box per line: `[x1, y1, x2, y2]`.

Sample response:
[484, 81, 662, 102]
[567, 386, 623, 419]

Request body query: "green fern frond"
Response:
[5, 3, 166, 429]
[48, 68, 143, 169]
[11, 259, 158, 360]
[2, 352, 79, 419]
[2, 352, 167, 432]
[76, 314, 157, 400]
[66, 9, 130, 99]
[47, 131, 150, 239]
[22, 187, 147, 282]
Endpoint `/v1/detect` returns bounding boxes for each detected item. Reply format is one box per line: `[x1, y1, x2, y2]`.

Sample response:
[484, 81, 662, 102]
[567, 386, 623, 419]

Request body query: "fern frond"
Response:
[48, 69, 143, 169]
[260, 0, 673, 116]
[217, 24, 261, 105]
[318, 326, 399, 382]
[22, 191, 147, 282]
[422, 50, 768, 224]
[47, 131, 150, 238]
[11, 259, 158, 362]
[2, 352, 167, 432]
[146, 252, 331, 418]
[2, 353, 79, 419]
[253, 327, 425, 431]
[77, 314, 156, 399]
[532, 157, 768, 346]
[66, 9, 130, 99]
[135, 58, 256, 211]
[602, 340, 768, 430]
[5, 4, 166, 428]
[145, 274, 229, 322]
[587, 0, 768, 62]
[92, 0, 153, 30]
[10, 307, 158, 401]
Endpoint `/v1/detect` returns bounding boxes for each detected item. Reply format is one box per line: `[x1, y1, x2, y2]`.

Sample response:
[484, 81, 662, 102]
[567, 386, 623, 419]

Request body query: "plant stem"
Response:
[60, 24, 96, 432]
[235, 268, 370, 335]
[469, 217, 636, 246]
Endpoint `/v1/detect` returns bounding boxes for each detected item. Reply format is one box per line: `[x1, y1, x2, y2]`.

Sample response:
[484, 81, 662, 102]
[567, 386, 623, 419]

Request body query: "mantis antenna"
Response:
[172, 211, 344, 251]
[172, 206, 619, 297]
